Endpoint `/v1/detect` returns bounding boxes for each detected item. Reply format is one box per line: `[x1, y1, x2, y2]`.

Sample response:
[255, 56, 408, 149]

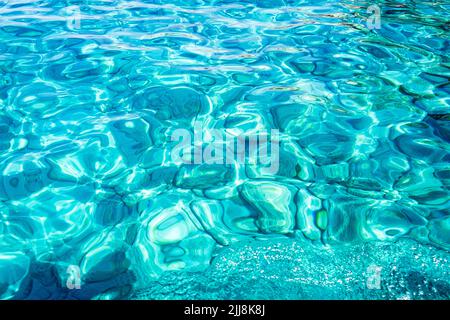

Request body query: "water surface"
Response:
[0, 0, 449, 299]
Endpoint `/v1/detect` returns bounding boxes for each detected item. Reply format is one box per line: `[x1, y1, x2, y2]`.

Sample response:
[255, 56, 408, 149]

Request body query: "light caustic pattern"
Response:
[0, 0, 449, 299]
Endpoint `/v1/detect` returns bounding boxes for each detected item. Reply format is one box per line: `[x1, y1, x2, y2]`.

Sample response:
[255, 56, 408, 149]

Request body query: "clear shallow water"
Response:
[0, 0, 449, 300]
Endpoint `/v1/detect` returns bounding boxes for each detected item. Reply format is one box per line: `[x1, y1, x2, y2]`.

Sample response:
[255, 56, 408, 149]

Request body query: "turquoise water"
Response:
[0, 0, 449, 300]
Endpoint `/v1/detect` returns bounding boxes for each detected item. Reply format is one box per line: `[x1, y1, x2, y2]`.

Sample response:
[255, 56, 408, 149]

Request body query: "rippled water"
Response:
[0, 0, 449, 300]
